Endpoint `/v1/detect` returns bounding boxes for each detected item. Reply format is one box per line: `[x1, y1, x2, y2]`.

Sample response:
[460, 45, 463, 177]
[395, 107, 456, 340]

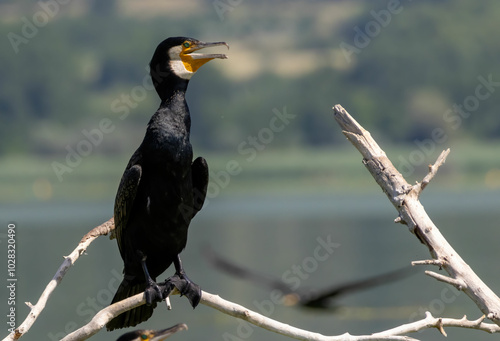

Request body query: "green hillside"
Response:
[1, 0, 500, 155]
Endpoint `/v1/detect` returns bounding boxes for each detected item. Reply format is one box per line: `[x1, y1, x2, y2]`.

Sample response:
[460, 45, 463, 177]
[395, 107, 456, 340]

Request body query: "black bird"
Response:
[203, 246, 415, 309]
[116, 323, 188, 341]
[107, 37, 228, 331]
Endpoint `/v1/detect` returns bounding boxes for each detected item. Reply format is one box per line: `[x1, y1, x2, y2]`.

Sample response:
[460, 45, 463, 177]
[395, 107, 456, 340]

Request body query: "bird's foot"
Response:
[160, 274, 201, 308]
[144, 278, 164, 306]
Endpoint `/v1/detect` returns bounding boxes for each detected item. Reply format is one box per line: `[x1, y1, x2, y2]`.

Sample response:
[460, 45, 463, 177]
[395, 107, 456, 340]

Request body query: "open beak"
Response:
[150, 324, 188, 341]
[185, 41, 229, 60]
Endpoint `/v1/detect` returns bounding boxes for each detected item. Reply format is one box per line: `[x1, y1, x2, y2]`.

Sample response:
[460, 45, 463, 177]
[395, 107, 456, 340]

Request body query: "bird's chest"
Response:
[139, 131, 193, 207]
[137, 160, 193, 220]
[123, 164, 192, 265]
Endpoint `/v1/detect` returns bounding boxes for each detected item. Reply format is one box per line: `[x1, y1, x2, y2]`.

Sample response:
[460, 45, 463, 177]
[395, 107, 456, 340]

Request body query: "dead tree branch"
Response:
[373, 312, 500, 337]
[62, 289, 419, 341]
[2, 218, 114, 341]
[333, 104, 500, 326]
[61, 288, 500, 341]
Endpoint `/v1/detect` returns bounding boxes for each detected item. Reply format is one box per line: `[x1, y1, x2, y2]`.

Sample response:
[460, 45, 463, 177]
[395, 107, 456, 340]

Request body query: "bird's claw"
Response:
[144, 279, 164, 306]
[160, 274, 201, 308]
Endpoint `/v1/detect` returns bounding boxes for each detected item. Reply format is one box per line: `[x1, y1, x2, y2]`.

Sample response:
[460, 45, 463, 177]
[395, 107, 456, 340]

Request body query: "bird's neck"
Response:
[142, 72, 193, 161]
[153, 91, 191, 132]
[153, 72, 190, 103]
[143, 91, 192, 154]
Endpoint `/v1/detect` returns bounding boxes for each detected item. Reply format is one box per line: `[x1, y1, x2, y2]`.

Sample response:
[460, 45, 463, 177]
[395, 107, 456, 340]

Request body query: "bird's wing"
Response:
[203, 245, 293, 294]
[114, 151, 142, 256]
[191, 156, 209, 215]
[204, 246, 416, 309]
[302, 266, 415, 308]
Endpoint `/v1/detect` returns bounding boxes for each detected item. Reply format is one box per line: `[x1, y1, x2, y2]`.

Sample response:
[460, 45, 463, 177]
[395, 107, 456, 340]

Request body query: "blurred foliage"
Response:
[0, 0, 499, 156]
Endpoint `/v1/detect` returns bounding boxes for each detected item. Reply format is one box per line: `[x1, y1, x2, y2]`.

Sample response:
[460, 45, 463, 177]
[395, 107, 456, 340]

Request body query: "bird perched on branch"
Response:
[107, 37, 228, 331]
[116, 323, 188, 341]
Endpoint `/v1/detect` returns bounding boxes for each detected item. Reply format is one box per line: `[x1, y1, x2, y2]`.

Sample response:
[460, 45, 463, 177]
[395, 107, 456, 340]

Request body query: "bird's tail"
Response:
[106, 278, 156, 331]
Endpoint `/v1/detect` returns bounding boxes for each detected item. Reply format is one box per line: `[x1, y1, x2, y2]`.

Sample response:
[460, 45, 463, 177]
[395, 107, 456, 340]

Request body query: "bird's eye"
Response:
[140, 335, 148, 340]
[183, 42, 190, 48]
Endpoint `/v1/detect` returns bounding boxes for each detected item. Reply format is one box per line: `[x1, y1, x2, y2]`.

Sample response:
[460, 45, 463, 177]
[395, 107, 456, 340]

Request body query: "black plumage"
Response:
[107, 37, 227, 331]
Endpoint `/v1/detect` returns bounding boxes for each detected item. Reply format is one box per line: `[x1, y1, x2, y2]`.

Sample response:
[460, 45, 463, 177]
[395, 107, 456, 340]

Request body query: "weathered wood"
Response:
[333, 104, 500, 326]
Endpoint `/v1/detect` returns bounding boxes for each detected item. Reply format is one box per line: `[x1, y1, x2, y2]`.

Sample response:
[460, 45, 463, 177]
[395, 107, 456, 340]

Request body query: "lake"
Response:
[1, 190, 499, 341]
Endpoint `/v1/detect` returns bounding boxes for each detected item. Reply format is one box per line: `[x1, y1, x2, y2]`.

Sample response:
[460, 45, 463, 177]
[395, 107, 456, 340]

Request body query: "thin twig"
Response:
[411, 259, 443, 268]
[424, 270, 467, 290]
[414, 149, 451, 195]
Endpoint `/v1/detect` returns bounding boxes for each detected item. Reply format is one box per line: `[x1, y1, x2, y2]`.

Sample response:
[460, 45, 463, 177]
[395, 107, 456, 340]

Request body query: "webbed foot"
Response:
[144, 278, 165, 306]
[160, 273, 201, 308]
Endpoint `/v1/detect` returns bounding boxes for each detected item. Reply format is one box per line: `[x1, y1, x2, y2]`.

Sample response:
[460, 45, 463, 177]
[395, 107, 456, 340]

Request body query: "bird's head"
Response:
[116, 324, 188, 341]
[149, 37, 228, 98]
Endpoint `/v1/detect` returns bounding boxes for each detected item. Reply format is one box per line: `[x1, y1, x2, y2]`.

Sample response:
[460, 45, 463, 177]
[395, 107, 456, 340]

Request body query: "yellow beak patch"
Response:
[180, 53, 214, 73]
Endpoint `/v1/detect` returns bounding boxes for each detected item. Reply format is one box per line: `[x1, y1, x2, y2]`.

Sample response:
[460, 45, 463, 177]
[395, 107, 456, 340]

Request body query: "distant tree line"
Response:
[1, 0, 499, 155]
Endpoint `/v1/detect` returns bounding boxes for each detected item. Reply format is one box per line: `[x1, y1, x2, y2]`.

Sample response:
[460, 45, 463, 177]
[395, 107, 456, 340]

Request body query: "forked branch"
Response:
[333, 104, 500, 326]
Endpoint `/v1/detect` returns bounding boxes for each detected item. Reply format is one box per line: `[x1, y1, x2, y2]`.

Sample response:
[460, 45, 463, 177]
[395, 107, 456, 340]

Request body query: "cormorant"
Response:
[116, 323, 187, 341]
[203, 246, 415, 309]
[106, 37, 228, 331]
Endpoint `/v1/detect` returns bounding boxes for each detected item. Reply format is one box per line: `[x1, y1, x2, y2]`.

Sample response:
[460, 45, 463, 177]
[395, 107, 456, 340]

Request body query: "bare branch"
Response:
[201, 291, 422, 341]
[80, 217, 115, 243]
[332, 104, 500, 326]
[62, 288, 500, 341]
[61, 290, 145, 341]
[424, 270, 467, 290]
[373, 311, 500, 337]
[414, 149, 450, 195]
[411, 259, 443, 268]
[2, 218, 114, 341]
[64, 290, 418, 341]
